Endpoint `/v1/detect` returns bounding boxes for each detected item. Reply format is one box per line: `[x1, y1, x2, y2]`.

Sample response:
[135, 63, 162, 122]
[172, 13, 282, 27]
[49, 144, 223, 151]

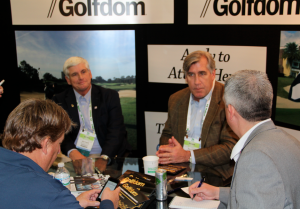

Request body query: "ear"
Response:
[65, 76, 71, 85]
[211, 69, 216, 80]
[41, 137, 51, 155]
[227, 104, 235, 120]
[185, 71, 188, 83]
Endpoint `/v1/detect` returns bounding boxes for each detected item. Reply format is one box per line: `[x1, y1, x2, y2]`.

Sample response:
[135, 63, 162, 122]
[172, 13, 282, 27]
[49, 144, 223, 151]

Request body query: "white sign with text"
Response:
[148, 45, 267, 84]
[10, 0, 173, 25]
[144, 111, 167, 156]
[189, 0, 300, 25]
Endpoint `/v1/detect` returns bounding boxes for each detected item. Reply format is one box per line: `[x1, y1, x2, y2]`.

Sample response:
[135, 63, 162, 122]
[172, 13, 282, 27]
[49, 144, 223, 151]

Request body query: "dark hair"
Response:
[3, 99, 74, 153]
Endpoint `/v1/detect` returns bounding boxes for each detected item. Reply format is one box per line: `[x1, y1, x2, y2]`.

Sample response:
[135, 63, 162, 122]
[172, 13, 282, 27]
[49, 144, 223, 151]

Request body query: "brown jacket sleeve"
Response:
[159, 82, 239, 167]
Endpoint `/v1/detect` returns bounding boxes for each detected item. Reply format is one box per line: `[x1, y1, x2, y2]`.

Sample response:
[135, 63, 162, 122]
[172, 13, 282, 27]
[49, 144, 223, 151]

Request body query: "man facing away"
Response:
[53, 56, 131, 171]
[189, 70, 300, 208]
[0, 99, 120, 209]
[156, 50, 238, 170]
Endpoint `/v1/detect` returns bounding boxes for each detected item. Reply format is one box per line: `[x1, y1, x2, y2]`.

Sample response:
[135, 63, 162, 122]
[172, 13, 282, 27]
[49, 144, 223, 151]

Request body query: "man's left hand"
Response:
[0, 86, 3, 97]
[95, 158, 108, 173]
[156, 136, 190, 164]
[76, 189, 101, 208]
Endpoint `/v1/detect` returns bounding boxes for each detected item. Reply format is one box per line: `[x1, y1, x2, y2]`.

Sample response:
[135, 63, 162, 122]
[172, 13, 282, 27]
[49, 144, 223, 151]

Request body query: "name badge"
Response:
[183, 137, 201, 151]
[76, 130, 96, 157]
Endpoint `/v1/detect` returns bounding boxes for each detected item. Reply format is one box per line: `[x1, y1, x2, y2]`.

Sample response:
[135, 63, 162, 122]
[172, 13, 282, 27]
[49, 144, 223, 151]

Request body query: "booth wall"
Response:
[1, 0, 299, 155]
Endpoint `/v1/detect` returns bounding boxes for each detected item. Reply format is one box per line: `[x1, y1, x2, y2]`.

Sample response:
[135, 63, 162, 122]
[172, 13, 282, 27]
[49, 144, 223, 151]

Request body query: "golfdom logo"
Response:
[200, 0, 300, 18]
[48, 0, 146, 18]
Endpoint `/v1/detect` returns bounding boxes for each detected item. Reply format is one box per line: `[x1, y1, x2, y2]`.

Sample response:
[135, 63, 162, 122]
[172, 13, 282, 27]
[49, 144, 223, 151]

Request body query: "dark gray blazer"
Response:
[219, 120, 300, 209]
[52, 84, 131, 159]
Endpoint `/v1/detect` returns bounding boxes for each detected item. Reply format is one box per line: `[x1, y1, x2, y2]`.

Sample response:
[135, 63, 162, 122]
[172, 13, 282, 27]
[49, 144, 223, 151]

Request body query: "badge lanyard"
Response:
[77, 100, 94, 133]
[183, 94, 212, 151]
[186, 94, 211, 136]
[76, 100, 96, 157]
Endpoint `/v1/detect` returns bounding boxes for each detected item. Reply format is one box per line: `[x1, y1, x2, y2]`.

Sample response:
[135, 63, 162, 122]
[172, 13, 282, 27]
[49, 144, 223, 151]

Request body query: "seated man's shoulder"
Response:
[214, 81, 225, 95]
[93, 84, 117, 94]
[254, 128, 300, 150]
[24, 168, 68, 193]
[52, 86, 74, 101]
[170, 87, 190, 100]
[92, 84, 119, 100]
[1, 166, 71, 208]
[243, 128, 300, 166]
[215, 80, 224, 88]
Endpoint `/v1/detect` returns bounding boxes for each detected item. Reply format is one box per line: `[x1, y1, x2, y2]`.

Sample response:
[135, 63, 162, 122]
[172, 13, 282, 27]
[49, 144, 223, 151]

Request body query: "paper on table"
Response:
[169, 196, 220, 209]
[181, 187, 189, 194]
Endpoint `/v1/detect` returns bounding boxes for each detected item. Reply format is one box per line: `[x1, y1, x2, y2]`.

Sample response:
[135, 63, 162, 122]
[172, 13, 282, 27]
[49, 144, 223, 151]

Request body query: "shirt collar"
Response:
[230, 118, 271, 162]
[74, 86, 92, 103]
[191, 80, 215, 103]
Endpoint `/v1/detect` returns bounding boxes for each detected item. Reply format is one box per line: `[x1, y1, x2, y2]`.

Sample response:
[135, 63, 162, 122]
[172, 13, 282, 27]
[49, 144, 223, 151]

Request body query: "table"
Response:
[49, 157, 232, 209]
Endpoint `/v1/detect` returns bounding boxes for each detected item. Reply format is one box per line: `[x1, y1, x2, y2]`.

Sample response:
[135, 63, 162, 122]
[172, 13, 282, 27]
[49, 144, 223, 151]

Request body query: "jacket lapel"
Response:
[178, 89, 190, 140]
[200, 82, 221, 148]
[65, 88, 80, 126]
[91, 85, 101, 133]
[230, 120, 276, 188]
[243, 120, 275, 148]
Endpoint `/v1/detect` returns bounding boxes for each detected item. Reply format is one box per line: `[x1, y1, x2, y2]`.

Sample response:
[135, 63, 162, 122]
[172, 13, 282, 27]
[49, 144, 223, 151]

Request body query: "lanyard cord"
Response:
[77, 100, 95, 132]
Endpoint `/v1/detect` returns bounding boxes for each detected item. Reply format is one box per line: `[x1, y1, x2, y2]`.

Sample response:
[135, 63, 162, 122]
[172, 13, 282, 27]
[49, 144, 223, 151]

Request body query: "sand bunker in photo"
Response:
[276, 85, 300, 109]
[118, 90, 136, 98]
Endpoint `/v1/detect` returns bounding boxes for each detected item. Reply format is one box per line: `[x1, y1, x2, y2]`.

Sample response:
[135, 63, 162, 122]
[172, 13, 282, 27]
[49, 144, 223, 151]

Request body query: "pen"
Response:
[167, 186, 184, 195]
[192, 176, 205, 200]
[95, 167, 101, 174]
[0, 80, 4, 86]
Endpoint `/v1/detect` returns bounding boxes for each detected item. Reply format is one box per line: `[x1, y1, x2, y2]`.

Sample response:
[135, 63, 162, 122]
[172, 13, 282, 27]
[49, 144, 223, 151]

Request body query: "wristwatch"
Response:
[100, 155, 110, 164]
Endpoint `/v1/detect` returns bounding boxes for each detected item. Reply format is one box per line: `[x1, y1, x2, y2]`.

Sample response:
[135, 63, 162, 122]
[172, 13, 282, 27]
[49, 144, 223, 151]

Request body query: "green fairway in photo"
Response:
[276, 77, 294, 98]
[275, 108, 300, 126]
[120, 97, 137, 149]
[95, 83, 136, 91]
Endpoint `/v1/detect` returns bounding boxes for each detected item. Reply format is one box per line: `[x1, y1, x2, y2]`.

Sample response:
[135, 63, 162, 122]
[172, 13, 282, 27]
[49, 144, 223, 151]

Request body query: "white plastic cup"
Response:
[142, 156, 159, 176]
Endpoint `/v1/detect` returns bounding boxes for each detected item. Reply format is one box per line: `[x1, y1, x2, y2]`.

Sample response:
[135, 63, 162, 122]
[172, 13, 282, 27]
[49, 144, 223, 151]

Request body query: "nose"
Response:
[194, 74, 201, 85]
[78, 73, 83, 80]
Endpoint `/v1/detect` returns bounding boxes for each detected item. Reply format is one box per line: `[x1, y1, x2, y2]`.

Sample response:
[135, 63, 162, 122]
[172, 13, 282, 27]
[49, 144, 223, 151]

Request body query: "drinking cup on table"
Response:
[142, 156, 159, 176]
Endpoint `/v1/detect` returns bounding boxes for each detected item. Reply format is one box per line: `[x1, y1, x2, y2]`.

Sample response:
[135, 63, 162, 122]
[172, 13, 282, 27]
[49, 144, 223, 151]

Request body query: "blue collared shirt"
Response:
[189, 81, 215, 164]
[72, 86, 102, 155]
[189, 80, 215, 139]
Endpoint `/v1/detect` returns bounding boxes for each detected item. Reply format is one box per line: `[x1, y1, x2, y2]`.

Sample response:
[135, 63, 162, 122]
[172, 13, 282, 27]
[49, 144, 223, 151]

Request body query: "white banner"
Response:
[10, 0, 173, 25]
[144, 111, 167, 156]
[189, 0, 300, 25]
[148, 45, 267, 84]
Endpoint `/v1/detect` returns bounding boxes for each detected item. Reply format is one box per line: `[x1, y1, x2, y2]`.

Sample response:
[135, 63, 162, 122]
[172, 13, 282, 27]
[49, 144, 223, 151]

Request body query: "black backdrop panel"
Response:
[1, 0, 299, 155]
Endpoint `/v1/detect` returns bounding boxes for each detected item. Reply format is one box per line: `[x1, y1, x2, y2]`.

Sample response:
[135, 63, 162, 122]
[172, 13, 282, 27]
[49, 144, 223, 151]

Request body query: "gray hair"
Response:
[63, 57, 90, 78]
[183, 50, 215, 74]
[224, 70, 273, 122]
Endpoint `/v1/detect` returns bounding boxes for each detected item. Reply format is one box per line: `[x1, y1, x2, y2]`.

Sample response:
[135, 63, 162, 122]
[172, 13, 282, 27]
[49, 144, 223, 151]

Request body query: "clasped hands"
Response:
[156, 136, 191, 164]
[70, 150, 107, 175]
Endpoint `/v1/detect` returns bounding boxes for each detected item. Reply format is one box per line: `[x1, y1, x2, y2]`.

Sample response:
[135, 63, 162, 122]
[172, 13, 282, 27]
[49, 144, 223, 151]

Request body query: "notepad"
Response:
[169, 196, 220, 209]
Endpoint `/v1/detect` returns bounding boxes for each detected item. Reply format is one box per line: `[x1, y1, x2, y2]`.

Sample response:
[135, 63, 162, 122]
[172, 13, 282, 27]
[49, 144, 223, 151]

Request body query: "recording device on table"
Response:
[97, 177, 120, 202]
